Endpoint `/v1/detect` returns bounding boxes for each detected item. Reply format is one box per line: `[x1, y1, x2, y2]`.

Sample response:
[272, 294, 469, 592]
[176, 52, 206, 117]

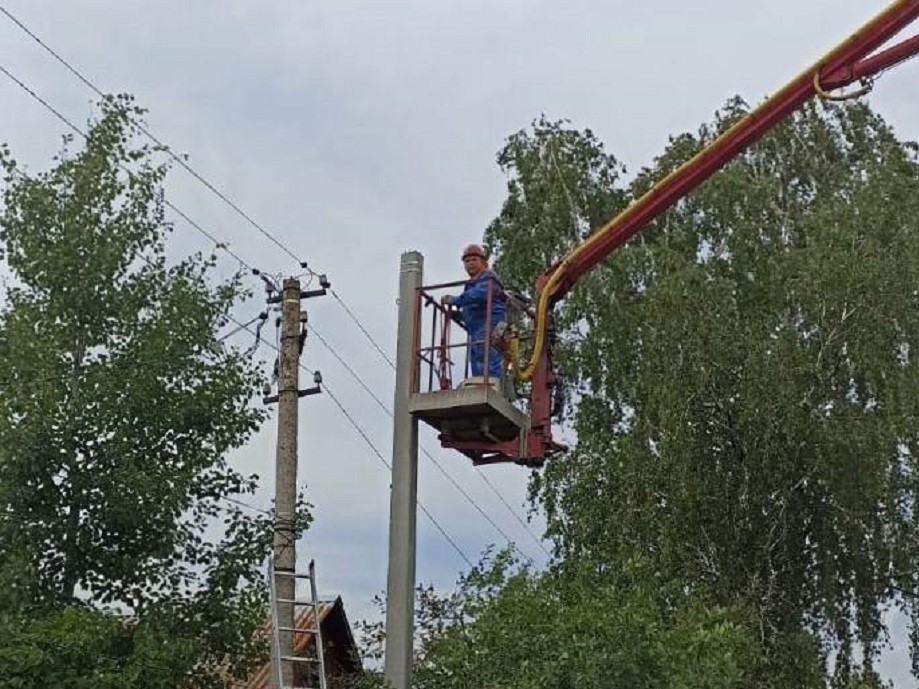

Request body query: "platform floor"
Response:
[408, 386, 529, 444]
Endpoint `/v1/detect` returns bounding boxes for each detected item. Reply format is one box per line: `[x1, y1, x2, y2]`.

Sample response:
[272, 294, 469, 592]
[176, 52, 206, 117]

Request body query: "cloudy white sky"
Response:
[3, 0, 919, 683]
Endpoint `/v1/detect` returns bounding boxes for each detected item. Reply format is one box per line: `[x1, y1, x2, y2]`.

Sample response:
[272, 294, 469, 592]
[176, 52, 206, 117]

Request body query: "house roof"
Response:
[237, 597, 359, 689]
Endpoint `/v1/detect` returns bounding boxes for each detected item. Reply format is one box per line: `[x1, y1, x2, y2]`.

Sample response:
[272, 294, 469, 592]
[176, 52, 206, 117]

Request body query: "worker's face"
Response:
[463, 255, 486, 278]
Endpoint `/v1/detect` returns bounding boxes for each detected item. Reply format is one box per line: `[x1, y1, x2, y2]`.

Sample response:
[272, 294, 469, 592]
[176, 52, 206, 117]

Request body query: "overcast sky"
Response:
[3, 0, 919, 683]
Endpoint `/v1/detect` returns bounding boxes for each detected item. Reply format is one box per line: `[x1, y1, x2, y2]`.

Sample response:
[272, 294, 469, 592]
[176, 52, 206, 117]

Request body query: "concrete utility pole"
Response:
[384, 251, 423, 689]
[266, 271, 327, 689]
[274, 277, 302, 689]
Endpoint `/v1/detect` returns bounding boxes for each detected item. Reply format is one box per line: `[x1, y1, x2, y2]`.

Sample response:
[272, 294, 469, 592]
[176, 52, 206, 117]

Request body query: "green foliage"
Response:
[357, 551, 757, 689]
[0, 95, 304, 687]
[485, 103, 919, 685]
[484, 115, 628, 293]
[0, 606, 135, 689]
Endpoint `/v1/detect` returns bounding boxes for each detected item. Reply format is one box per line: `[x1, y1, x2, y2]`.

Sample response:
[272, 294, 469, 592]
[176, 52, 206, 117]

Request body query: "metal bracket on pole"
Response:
[267, 274, 330, 303]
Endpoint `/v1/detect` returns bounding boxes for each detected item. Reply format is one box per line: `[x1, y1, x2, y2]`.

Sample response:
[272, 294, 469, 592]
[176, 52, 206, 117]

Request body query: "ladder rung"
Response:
[277, 625, 320, 634]
[276, 598, 316, 605]
[273, 571, 314, 579]
[280, 654, 320, 663]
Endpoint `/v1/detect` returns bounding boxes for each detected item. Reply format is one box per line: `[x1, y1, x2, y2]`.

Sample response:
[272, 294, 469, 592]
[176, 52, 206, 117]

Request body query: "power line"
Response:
[317, 377, 475, 570]
[220, 495, 272, 517]
[0, 10, 397, 370]
[0, 7, 419, 417]
[0, 178, 274, 525]
[218, 311, 268, 344]
[0, 4, 304, 267]
[0, 62, 257, 273]
[222, 308, 480, 567]
[225, 315, 476, 570]
[329, 289, 396, 368]
[323, 291, 545, 560]
[308, 324, 550, 561]
[324, 295, 548, 562]
[0, 55, 493, 571]
[1, 2, 398, 377]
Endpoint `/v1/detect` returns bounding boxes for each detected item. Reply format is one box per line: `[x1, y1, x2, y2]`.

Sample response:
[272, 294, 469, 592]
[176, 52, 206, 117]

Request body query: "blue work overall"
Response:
[452, 270, 507, 379]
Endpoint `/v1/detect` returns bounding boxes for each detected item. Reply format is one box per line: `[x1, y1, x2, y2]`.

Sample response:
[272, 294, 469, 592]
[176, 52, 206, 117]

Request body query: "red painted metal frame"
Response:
[411, 278, 561, 465]
[446, 438, 532, 467]
[822, 32, 919, 89]
[413, 278, 504, 393]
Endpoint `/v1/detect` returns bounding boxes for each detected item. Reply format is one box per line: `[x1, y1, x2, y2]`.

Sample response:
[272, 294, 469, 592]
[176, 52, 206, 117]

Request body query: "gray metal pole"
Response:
[384, 251, 423, 689]
[274, 278, 301, 689]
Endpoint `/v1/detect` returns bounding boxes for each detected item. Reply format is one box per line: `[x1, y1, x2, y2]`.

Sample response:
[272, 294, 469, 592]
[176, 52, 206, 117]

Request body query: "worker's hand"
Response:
[441, 294, 455, 307]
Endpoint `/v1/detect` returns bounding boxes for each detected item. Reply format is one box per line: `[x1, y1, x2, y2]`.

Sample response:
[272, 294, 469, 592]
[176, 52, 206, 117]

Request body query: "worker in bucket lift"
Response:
[441, 244, 507, 380]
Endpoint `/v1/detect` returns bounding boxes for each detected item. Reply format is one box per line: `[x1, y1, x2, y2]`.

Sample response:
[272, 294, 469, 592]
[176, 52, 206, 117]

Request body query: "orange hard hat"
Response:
[462, 243, 487, 260]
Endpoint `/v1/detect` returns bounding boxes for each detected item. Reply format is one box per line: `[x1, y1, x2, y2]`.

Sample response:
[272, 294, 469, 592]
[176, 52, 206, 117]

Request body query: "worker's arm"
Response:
[452, 273, 496, 308]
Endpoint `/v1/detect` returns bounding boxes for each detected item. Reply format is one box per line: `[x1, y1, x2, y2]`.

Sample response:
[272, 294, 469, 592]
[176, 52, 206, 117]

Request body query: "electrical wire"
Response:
[0, 62, 257, 273]
[221, 307, 473, 561]
[0, 16, 455, 460]
[0, 20, 393, 383]
[0, 55, 511, 571]
[308, 324, 550, 561]
[0, 178, 274, 526]
[1, 1, 400, 401]
[325, 294, 546, 560]
[225, 316, 476, 569]
[219, 312, 267, 343]
[221, 495, 273, 517]
[317, 376, 475, 569]
[0, 4, 304, 267]
[329, 289, 396, 368]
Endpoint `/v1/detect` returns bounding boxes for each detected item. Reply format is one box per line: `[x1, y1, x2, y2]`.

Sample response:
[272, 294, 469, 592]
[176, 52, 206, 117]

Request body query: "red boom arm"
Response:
[516, 0, 919, 465]
[540, 0, 919, 303]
